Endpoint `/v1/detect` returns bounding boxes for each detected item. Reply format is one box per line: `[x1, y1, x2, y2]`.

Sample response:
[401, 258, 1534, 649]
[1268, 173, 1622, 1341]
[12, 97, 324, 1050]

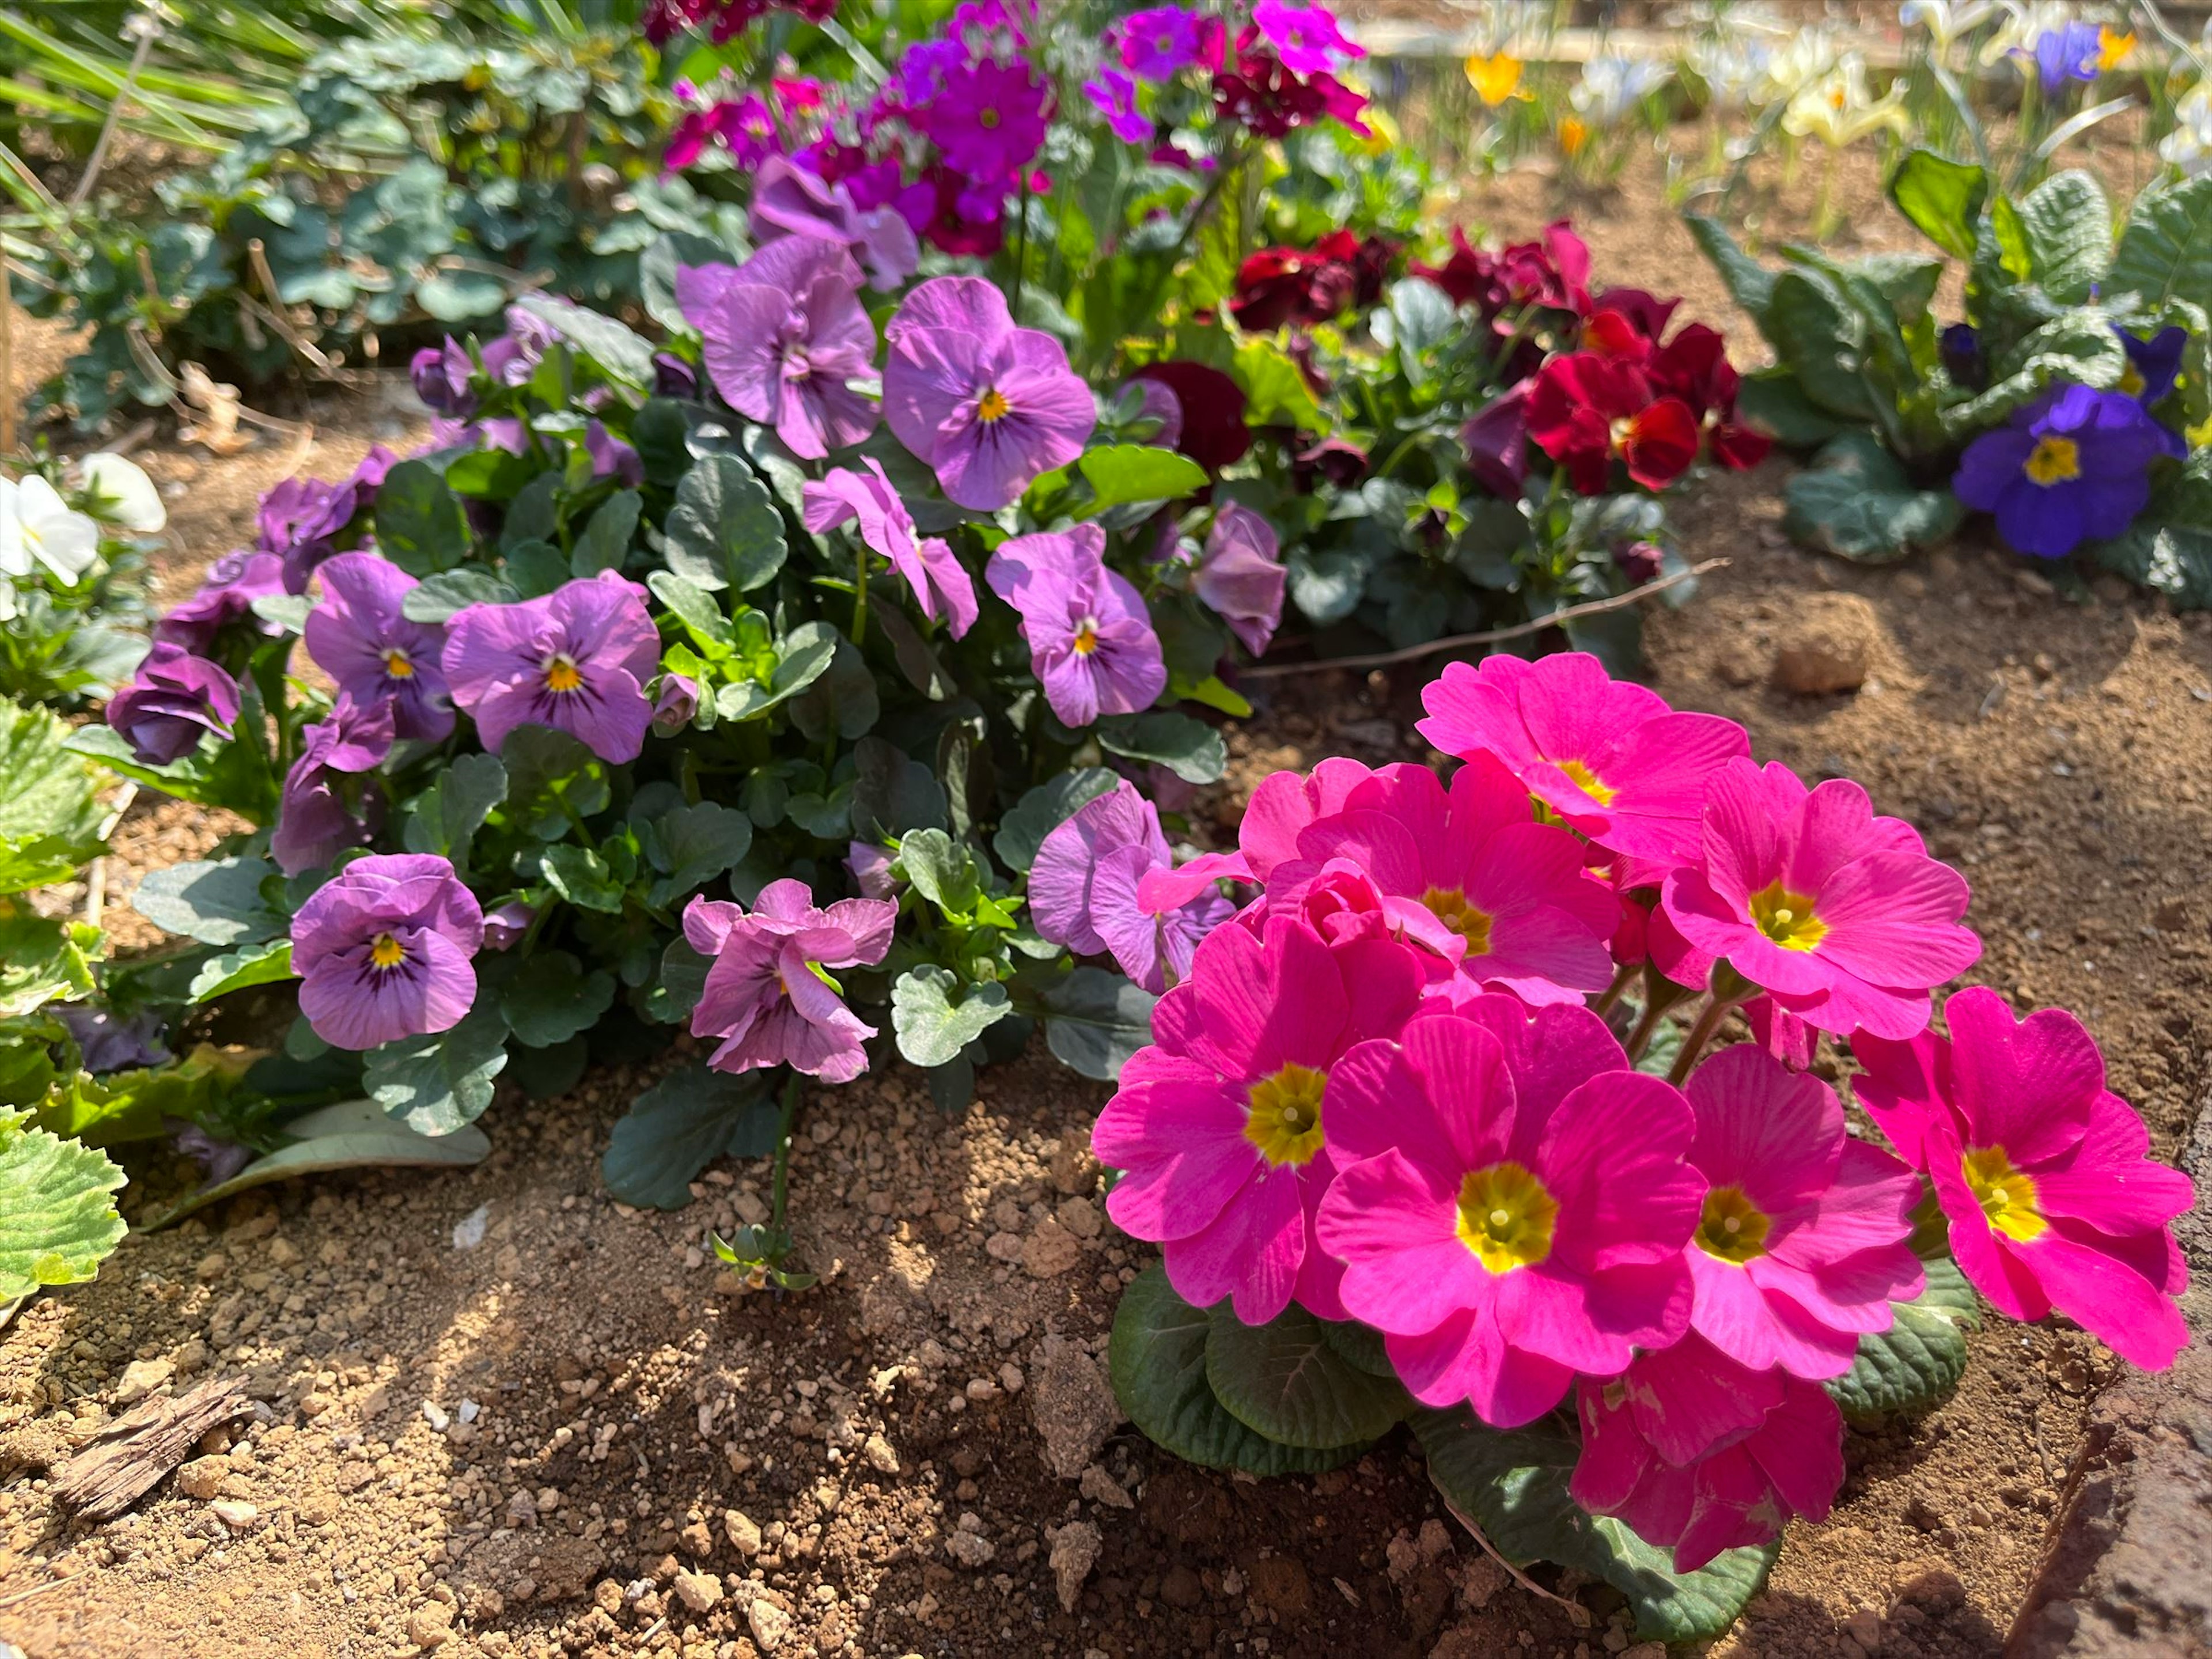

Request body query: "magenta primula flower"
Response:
[684, 238, 878, 460]
[106, 642, 240, 766]
[1029, 779, 1233, 993]
[1194, 503, 1287, 657]
[1093, 914, 1427, 1324]
[1658, 759, 1980, 1040]
[1854, 987, 2194, 1372]
[1252, 0, 1364, 74]
[291, 853, 484, 1052]
[1083, 68, 1153, 143]
[985, 524, 1167, 726]
[154, 550, 287, 654]
[441, 570, 660, 763]
[916, 59, 1051, 181]
[802, 460, 978, 637]
[1116, 4, 1225, 77]
[1277, 755, 1622, 1006]
[1571, 1331, 1845, 1573]
[683, 881, 897, 1084]
[883, 276, 1097, 510]
[1416, 652, 1749, 875]
[1679, 1044, 1925, 1379]
[1315, 1003, 1702, 1425]
[1135, 755, 1373, 915]
[272, 696, 393, 876]
[304, 552, 453, 743]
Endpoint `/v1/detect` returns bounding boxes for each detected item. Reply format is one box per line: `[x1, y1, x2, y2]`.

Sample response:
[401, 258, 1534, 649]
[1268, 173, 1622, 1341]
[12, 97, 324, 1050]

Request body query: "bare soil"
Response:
[5, 134, 2210, 1659]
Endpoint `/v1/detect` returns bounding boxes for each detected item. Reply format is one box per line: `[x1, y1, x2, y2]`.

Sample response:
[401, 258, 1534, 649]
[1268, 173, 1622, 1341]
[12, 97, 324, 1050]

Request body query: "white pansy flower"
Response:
[2161, 83, 2212, 176]
[0, 474, 102, 583]
[1572, 55, 1674, 127]
[1782, 53, 1911, 145]
[76, 452, 166, 533]
[1757, 28, 1842, 105]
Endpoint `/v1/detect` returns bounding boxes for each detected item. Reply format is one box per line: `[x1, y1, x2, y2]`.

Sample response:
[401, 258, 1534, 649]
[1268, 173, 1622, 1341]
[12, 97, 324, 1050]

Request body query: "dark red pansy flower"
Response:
[1414, 220, 1592, 320]
[1650, 323, 1771, 472]
[1527, 352, 1700, 495]
[1132, 361, 1252, 471]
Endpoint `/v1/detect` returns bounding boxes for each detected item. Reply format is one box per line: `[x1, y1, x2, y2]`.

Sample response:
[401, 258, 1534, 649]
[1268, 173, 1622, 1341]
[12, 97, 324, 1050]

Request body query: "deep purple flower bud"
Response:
[653, 353, 700, 399]
[153, 550, 288, 654]
[651, 672, 700, 736]
[482, 900, 536, 951]
[106, 642, 240, 764]
[410, 338, 478, 416]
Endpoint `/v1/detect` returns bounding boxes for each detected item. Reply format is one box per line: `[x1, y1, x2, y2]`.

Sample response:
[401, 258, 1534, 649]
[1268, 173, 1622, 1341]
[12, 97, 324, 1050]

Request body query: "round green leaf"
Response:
[0, 1118, 126, 1303]
[1825, 1253, 1980, 1425]
[1204, 1300, 1411, 1449]
[499, 950, 615, 1048]
[891, 966, 1011, 1069]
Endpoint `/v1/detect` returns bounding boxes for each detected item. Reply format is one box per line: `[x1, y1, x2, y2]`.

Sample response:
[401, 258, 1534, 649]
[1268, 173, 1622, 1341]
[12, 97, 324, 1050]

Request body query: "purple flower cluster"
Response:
[257, 446, 399, 593]
[682, 240, 879, 461]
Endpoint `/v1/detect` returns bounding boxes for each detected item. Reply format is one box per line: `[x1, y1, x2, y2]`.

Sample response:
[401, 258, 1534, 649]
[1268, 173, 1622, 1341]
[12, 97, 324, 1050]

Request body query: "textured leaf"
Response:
[1097, 711, 1226, 784]
[514, 294, 657, 388]
[500, 727, 610, 838]
[1888, 149, 1987, 262]
[2092, 452, 2212, 609]
[601, 1065, 779, 1210]
[1783, 431, 1964, 562]
[2015, 170, 2112, 306]
[993, 768, 1120, 874]
[0, 1116, 126, 1302]
[1686, 214, 1777, 328]
[188, 939, 296, 1003]
[643, 801, 752, 908]
[128, 858, 284, 947]
[1765, 270, 1879, 422]
[537, 844, 626, 913]
[892, 966, 1012, 1069]
[0, 913, 99, 1018]
[0, 697, 106, 895]
[373, 460, 471, 576]
[1109, 1264, 1362, 1476]
[1319, 1317, 1396, 1379]
[1826, 1253, 1981, 1424]
[365, 1004, 510, 1135]
[573, 488, 643, 578]
[2110, 172, 2212, 316]
[1204, 1301, 1411, 1448]
[1042, 967, 1157, 1081]
[400, 568, 518, 624]
[499, 950, 615, 1048]
[664, 454, 787, 592]
[400, 753, 508, 873]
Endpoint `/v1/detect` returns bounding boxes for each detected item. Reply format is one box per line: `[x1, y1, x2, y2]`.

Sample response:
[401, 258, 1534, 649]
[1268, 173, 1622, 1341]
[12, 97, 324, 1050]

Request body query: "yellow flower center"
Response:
[1557, 758, 1618, 807]
[1244, 1063, 1327, 1167]
[1747, 880, 1828, 951]
[369, 931, 406, 970]
[1694, 1185, 1773, 1264]
[382, 647, 415, 680]
[1963, 1146, 2047, 1242]
[1421, 887, 1495, 955]
[1608, 415, 1635, 453]
[2024, 435, 2082, 486]
[1456, 1162, 1558, 1274]
[1829, 84, 1847, 109]
[543, 652, 584, 693]
[979, 107, 1001, 129]
[976, 387, 1012, 424]
[2118, 362, 2145, 397]
[1071, 618, 1100, 656]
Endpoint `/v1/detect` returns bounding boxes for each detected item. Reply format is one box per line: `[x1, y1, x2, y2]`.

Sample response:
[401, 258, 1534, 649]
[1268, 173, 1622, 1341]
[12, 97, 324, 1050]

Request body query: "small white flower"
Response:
[1783, 53, 1912, 146]
[1688, 35, 1778, 110]
[0, 474, 102, 583]
[2161, 84, 2212, 176]
[1572, 55, 1674, 127]
[77, 452, 167, 534]
[1757, 28, 1842, 105]
[1899, 0, 1995, 52]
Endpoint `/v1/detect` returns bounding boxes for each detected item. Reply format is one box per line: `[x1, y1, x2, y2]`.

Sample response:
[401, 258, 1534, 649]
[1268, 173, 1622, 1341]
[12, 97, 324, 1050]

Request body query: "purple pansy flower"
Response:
[1194, 503, 1287, 656]
[749, 155, 921, 293]
[1125, 377, 1184, 449]
[847, 841, 899, 900]
[985, 524, 1168, 726]
[153, 550, 288, 653]
[303, 552, 453, 743]
[290, 853, 484, 1052]
[883, 276, 1097, 510]
[653, 352, 700, 399]
[584, 420, 643, 486]
[683, 239, 878, 460]
[271, 696, 395, 876]
[410, 338, 476, 416]
[441, 570, 661, 763]
[1030, 779, 1235, 992]
[106, 642, 240, 765]
[480, 306, 559, 388]
[482, 900, 536, 951]
[1252, 0, 1364, 74]
[1462, 382, 1531, 498]
[651, 672, 700, 736]
[58, 1005, 171, 1074]
[1084, 69, 1153, 143]
[802, 460, 980, 638]
[259, 446, 399, 593]
[1117, 5, 1222, 78]
[1952, 384, 2182, 559]
[2119, 325, 2186, 404]
[683, 881, 898, 1083]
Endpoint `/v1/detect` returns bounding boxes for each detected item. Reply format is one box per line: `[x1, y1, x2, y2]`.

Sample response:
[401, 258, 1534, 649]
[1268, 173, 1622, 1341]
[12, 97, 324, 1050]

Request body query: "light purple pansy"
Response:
[651, 673, 699, 737]
[153, 550, 288, 653]
[1193, 503, 1287, 657]
[271, 696, 395, 876]
[882, 276, 1097, 511]
[1030, 779, 1234, 993]
[441, 570, 661, 763]
[846, 841, 898, 900]
[258, 446, 399, 594]
[291, 853, 484, 1052]
[584, 420, 644, 487]
[802, 460, 979, 638]
[683, 881, 899, 1084]
[985, 524, 1167, 728]
[105, 642, 241, 765]
[303, 552, 454, 743]
[749, 154, 921, 293]
[482, 900, 536, 951]
[681, 239, 878, 461]
[1126, 377, 1184, 449]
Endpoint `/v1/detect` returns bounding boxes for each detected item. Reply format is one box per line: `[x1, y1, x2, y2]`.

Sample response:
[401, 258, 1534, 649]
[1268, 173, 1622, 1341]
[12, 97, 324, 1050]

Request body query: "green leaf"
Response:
[1826, 1253, 1981, 1424]
[601, 1065, 780, 1210]
[574, 489, 643, 577]
[2092, 451, 2212, 608]
[537, 844, 626, 913]
[499, 950, 615, 1048]
[400, 568, 518, 624]
[416, 269, 509, 322]
[2109, 172, 2212, 316]
[401, 753, 509, 872]
[1319, 1317, 1396, 1378]
[1097, 711, 1226, 784]
[1109, 1264, 1360, 1476]
[1042, 966, 1157, 1081]
[1783, 431, 1964, 562]
[1766, 269, 1879, 422]
[641, 936, 711, 1027]
[664, 454, 787, 592]
[365, 1003, 510, 1135]
[850, 736, 948, 838]
[1233, 338, 1326, 431]
[1075, 445, 1209, 513]
[0, 696, 106, 894]
[1888, 149, 1987, 261]
[642, 801, 752, 907]
[507, 1035, 588, 1100]
[898, 828, 980, 916]
[1941, 309, 2128, 438]
[786, 633, 880, 743]
[1686, 214, 1777, 327]
[993, 768, 1120, 874]
[514, 294, 657, 389]
[1414, 1407, 1778, 1643]
[649, 570, 736, 656]
[1388, 277, 1459, 362]
[130, 857, 284, 946]
[1203, 1300, 1411, 1449]
[141, 1099, 490, 1230]
[373, 460, 471, 576]
[1736, 371, 1853, 450]
[188, 938, 296, 1003]
[892, 965, 1012, 1069]
[0, 913, 97, 1019]
[2015, 170, 2112, 306]
[0, 1116, 126, 1302]
[500, 726, 610, 838]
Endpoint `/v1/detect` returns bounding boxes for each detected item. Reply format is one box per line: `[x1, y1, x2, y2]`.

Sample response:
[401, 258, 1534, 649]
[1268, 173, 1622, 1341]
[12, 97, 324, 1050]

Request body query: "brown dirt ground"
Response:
[4, 124, 2209, 1659]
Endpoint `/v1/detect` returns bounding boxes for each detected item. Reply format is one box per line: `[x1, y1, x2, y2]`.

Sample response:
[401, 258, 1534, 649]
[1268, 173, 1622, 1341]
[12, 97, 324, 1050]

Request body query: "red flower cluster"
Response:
[1527, 293, 1770, 495]
[1213, 29, 1370, 138]
[643, 0, 834, 44]
[1229, 230, 1397, 331]
[1413, 222, 1592, 320]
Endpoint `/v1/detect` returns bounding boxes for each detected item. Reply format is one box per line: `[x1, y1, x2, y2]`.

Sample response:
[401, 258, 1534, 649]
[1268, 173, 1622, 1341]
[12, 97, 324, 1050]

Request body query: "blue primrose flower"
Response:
[2118, 325, 2186, 404]
[2029, 21, 2103, 94]
[1952, 384, 2184, 559]
[1940, 323, 1986, 390]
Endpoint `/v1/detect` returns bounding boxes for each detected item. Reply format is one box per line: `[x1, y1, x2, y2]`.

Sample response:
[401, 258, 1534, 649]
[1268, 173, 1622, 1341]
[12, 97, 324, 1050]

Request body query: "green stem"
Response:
[1012, 175, 1032, 315]
[1668, 969, 1753, 1086]
[768, 1070, 804, 1232]
[850, 544, 869, 649]
[1593, 961, 1637, 1017]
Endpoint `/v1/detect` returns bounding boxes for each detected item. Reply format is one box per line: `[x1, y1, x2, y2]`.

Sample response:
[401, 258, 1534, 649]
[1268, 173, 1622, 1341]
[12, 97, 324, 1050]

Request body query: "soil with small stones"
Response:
[5, 128, 2209, 1659]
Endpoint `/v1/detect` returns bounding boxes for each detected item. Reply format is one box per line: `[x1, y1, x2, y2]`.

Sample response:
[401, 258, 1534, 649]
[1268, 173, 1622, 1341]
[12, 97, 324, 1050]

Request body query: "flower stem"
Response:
[850, 544, 869, 649]
[1668, 967, 1754, 1086]
[768, 1070, 804, 1233]
[1593, 961, 1638, 1017]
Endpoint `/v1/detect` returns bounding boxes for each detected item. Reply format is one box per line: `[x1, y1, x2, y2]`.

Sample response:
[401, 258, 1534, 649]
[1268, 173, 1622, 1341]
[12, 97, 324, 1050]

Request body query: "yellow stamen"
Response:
[1456, 1161, 1558, 1274]
[1071, 619, 1100, 656]
[1747, 880, 1827, 951]
[543, 653, 584, 693]
[976, 387, 1012, 424]
[2024, 435, 2081, 486]
[1695, 1185, 1772, 1264]
[2119, 363, 2145, 397]
[1244, 1063, 1327, 1167]
[382, 647, 415, 680]
[1558, 759, 1618, 808]
[1608, 415, 1635, 453]
[369, 931, 406, 969]
[1421, 886, 1495, 956]
[1963, 1146, 2047, 1242]
[979, 107, 1001, 129]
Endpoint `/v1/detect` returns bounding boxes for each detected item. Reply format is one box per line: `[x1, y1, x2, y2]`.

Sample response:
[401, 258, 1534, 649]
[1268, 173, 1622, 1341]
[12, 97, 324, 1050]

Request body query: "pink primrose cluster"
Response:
[1091, 651, 2194, 1571]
